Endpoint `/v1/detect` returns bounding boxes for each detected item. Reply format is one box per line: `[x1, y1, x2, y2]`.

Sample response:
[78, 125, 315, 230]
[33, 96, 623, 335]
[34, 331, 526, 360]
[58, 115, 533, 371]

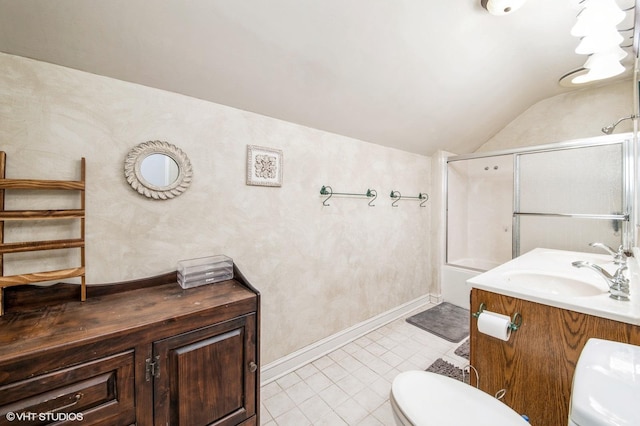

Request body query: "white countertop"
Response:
[467, 248, 640, 325]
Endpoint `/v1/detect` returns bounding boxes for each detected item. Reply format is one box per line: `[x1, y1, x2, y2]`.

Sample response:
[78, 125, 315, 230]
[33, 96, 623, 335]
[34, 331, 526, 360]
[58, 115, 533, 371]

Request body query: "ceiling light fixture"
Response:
[571, 0, 626, 37]
[480, 0, 528, 16]
[571, 57, 626, 83]
[575, 28, 624, 54]
[567, 0, 630, 85]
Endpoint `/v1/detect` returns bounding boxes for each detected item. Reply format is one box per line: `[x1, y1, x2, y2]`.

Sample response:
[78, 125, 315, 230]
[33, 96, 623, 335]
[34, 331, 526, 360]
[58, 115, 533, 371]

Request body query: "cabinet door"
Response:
[153, 314, 257, 426]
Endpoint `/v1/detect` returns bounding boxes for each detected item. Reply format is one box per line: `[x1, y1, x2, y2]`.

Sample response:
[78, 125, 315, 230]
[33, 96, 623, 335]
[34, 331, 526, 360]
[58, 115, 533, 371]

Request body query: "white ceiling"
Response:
[0, 0, 636, 155]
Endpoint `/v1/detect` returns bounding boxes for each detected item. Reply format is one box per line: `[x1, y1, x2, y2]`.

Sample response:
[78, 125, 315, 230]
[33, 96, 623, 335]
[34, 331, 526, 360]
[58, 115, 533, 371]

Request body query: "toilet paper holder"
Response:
[472, 303, 522, 331]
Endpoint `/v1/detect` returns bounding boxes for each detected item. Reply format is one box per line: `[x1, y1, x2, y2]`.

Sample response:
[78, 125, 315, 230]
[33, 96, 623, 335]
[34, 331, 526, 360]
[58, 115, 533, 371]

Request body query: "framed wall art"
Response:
[246, 145, 283, 187]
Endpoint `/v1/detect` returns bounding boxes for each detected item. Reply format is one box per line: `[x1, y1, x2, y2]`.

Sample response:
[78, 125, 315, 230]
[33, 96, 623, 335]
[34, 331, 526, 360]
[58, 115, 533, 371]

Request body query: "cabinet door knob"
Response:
[249, 361, 258, 373]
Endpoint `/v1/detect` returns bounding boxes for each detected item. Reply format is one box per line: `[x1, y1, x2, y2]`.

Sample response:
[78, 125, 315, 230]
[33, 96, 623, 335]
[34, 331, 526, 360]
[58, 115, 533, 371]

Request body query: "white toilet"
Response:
[568, 338, 640, 426]
[390, 371, 529, 425]
[390, 338, 640, 426]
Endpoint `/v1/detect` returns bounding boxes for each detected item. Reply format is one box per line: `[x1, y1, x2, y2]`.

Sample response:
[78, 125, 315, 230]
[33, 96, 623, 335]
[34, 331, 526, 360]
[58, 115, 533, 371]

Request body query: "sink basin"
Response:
[468, 248, 640, 325]
[503, 271, 608, 297]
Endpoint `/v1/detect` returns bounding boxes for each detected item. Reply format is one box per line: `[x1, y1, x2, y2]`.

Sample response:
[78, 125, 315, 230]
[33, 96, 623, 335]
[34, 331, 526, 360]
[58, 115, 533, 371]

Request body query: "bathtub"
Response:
[441, 258, 503, 309]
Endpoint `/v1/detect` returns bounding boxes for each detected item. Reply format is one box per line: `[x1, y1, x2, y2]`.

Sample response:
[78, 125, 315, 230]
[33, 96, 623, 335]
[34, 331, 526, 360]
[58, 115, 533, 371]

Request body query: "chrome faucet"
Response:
[589, 242, 627, 265]
[571, 261, 630, 301]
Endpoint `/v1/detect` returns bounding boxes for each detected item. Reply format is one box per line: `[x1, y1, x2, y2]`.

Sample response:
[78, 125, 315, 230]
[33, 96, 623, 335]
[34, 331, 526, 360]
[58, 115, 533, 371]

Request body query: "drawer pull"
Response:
[249, 362, 258, 373]
[50, 393, 83, 413]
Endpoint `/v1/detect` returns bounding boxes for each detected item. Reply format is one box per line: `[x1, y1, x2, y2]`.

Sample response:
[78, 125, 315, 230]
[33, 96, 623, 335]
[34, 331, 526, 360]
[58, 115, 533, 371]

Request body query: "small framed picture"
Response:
[246, 145, 283, 187]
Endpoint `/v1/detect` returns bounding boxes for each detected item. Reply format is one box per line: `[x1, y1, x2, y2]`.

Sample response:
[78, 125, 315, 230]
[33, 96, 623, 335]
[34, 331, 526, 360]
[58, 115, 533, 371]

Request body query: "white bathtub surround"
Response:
[446, 154, 513, 267]
[440, 264, 482, 309]
[447, 258, 502, 271]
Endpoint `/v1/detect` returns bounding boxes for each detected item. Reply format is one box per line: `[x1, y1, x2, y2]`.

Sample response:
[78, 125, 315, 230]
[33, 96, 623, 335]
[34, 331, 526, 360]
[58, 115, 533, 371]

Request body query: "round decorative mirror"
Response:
[124, 141, 193, 200]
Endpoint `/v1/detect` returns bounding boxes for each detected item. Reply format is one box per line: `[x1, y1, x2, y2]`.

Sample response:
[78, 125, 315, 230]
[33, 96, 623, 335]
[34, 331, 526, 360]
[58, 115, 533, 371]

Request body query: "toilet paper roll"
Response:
[477, 311, 512, 341]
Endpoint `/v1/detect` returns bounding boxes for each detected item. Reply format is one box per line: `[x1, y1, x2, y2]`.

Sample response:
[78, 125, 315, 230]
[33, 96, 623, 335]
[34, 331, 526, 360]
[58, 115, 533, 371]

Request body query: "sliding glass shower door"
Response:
[446, 155, 514, 270]
[514, 142, 629, 257]
[446, 136, 633, 271]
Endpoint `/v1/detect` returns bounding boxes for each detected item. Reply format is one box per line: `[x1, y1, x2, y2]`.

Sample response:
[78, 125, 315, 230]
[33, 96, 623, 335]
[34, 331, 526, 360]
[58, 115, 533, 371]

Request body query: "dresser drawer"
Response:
[0, 351, 135, 426]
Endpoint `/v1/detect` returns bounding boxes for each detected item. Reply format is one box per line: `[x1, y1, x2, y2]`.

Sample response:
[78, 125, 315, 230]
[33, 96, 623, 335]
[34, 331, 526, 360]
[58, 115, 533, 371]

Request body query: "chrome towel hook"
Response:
[366, 189, 377, 207]
[320, 185, 333, 206]
[419, 192, 429, 207]
[390, 190, 401, 207]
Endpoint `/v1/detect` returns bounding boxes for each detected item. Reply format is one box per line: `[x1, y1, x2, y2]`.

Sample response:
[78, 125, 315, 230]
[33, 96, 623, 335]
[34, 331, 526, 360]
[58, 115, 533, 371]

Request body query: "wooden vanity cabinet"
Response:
[470, 288, 640, 426]
[0, 267, 260, 426]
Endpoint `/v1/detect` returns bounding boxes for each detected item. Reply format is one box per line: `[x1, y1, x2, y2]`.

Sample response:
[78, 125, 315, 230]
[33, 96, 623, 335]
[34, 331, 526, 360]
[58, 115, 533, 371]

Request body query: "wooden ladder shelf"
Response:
[0, 151, 86, 315]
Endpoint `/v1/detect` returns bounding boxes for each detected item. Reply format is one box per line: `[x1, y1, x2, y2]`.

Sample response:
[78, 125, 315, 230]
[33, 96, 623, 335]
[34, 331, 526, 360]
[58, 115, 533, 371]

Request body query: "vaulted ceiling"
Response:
[0, 0, 635, 155]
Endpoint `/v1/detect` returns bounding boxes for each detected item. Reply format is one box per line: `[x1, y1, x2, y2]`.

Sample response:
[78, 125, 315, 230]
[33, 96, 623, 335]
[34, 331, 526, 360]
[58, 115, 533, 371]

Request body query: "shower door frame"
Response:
[445, 133, 635, 270]
[512, 137, 633, 257]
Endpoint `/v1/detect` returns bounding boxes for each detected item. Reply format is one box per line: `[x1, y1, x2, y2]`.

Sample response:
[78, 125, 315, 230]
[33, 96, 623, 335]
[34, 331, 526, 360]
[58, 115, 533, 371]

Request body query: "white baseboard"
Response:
[260, 294, 433, 385]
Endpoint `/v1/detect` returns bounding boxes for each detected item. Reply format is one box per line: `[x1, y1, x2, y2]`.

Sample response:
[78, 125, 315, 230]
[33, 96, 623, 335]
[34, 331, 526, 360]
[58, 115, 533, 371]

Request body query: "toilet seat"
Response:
[390, 371, 529, 426]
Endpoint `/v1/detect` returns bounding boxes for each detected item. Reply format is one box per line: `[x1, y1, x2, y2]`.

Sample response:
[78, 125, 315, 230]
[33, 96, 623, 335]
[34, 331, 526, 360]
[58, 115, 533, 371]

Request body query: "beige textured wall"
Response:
[0, 53, 431, 364]
[477, 79, 634, 152]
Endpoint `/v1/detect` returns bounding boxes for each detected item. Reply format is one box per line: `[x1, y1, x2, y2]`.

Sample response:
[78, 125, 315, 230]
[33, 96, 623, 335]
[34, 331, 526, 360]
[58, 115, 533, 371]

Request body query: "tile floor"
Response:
[260, 305, 470, 425]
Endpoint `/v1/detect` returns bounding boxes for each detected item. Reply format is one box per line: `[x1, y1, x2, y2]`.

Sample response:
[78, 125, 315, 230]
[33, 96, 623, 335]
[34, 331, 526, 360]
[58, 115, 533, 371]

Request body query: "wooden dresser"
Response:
[0, 265, 260, 426]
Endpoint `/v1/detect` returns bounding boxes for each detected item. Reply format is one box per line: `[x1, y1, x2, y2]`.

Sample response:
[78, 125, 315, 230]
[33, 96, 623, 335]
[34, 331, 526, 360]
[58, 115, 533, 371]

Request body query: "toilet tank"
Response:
[569, 338, 640, 426]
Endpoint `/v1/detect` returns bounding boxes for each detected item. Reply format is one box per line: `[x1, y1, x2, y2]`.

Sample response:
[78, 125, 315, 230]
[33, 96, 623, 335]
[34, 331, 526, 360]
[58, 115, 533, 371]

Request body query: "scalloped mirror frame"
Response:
[124, 140, 193, 200]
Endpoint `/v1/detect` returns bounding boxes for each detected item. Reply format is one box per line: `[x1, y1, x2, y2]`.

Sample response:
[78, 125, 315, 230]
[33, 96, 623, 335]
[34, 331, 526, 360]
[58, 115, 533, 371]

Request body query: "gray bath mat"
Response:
[426, 358, 465, 382]
[454, 339, 470, 360]
[406, 302, 469, 343]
